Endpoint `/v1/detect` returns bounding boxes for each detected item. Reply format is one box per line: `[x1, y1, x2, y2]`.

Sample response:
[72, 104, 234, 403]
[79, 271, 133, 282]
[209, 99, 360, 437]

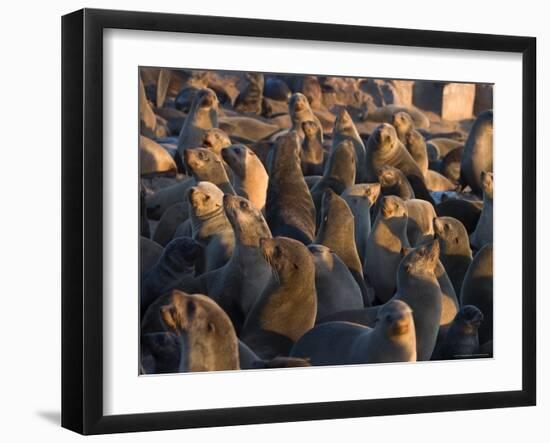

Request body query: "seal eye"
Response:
[204, 194, 210, 201]
[198, 152, 205, 160]
[239, 200, 248, 210]
[207, 322, 215, 333]
[234, 147, 242, 155]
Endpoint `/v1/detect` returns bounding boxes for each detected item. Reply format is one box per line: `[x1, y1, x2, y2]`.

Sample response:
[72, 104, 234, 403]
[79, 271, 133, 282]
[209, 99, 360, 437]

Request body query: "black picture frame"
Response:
[61, 8, 537, 435]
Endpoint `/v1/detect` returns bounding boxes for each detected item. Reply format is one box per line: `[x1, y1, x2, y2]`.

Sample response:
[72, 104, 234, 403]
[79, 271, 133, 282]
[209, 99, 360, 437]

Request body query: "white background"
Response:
[0, 0, 545, 442]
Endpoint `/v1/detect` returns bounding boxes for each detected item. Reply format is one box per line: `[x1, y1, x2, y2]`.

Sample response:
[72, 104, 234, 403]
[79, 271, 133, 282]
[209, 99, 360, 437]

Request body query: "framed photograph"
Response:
[61, 8, 536, 435]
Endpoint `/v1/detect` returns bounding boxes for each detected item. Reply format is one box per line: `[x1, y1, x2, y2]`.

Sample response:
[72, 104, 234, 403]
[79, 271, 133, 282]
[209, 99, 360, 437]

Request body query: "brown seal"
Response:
[202, 128, 232, 156]
[460, 110, 493, 195]
[404, 129, 429, 178]
[141, 290, 240, 372]
[139, 135, 177, 176]
[365, 123, 424, 183]
[365, 195, 410, 303]
[188, 182, 234, 273]
[177, 195, 273, 333]
[435, 197, 482, 234]
[290, 299, 416, 365]
[404, 199, 436, 247]
[392, 111, 415, 143]
[432, 305, 483, 360]
[377, 165, 415, 200]
[341, 183, 381, 266]
[265, 131, 316, 244]
[460, 243, 493, 346]
[332, 108, 367, 183]
[222, 144, 269, 211]
[176, 88, 219, 170]
[308, 244, 364, 322]
[433, 216, 473, 296]
[470, 171, 493, 251]
[241, 237, 317, 359]
[289, 92, 323, 140]
[234, 72, 264, 115]
[310, 139, 356, 223]
[301, 120, 325, 176]
[315, 189, 370, 306]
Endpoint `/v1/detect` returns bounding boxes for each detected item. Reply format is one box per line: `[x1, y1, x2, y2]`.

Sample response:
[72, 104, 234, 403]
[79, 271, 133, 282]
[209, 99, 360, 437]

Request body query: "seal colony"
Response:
[139, 67, 494, 374]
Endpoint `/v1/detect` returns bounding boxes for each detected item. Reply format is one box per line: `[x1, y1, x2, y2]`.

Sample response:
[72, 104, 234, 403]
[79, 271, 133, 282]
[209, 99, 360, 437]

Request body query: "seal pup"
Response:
[222, 144, 269, 211]
[404, 199, 436, 247]
[460, 110, 493, 195]
[289, 92, 323, 140]
[234, 72, 264, 115]
[432, 305, 483, 360]
[470, 171, 493, 251]
[341, 183, 381, 266]
[310, 139, 356, 224]
[308, 244, 364, 322]
[140, 237, 202, 315]
[188, 182, 234, 273]
[176, 88, 219, 170]
[241, 237, 317, 359]
[460, 243, 493, 346]
[265, 131, 316, 244]
[141, 290, 240, 371]
[316, 189, 370, 306]
[365, 123, 424, 183]
[301, 120, 325, 176]
[177, 195, 273, 333]
[433, 216, 473, 295]
[290, 300, 416, 365]
[332, 108, 367, 182]
[365, 195, 410, 303]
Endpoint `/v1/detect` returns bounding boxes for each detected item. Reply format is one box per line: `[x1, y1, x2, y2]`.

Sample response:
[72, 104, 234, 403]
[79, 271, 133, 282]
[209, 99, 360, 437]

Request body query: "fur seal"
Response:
[365, 123, 425, 186]
[202, 128, 232, 156]
[395, 240, 442, 361]
[433, 216, 473, 296]
[440, 146, 463, 185]
[460, 110, 493, 195]
[365, 195, 410, 303]
[140, 236, 164, 274]
[266, 132, 316, 244]
[222, 144, 269, 211]
[176, 88, 219, 170]
[435, 198, 482, 234]
[139, 135, 177, 176]
[308, 244, 364, 322]
[141, 290, 240, 372]
[367, 104, 430, 129]
[316, 189, 370, 306]
[432, 305, 483, 360]
[290, 300, 416, 365]
[241, 237, 317, 359]
[310, 139, 356, 222]
[141, 237, 202, 315]
[289, 93, 323, 140]
[332, 108, 367, 182]
[152, 202, 189, 246]
[234, 72, 264, 115]
[177, 195, 273, 333]
[301, 120, 325, 176]
[392, 111, 415, 143]
[341, 183, 381, 266]
[403, 129, 429, 177]
[460, 243, 493, 345]
[219, 116, 280, 142]
[188, 182, 234, 273]
[428, 138, 463, 158]
[377, 165, 415, 200]
[404, 199, 436, 247]
[426, 170, 457, 192]
[470, 171, 493, 250]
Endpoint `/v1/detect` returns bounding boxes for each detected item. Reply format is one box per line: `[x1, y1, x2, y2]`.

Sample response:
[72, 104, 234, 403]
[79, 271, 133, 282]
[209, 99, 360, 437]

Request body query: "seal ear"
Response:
[160, 305, 179, 332]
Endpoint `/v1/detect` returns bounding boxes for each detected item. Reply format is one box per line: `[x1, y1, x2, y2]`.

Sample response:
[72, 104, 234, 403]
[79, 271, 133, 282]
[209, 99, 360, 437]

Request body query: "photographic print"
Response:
[139, 67, 493, 375]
